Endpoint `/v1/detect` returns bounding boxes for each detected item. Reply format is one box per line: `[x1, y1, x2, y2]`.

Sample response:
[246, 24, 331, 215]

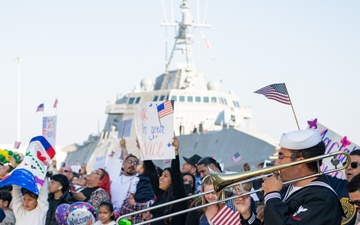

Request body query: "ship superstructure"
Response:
[63, 0, 278, 172]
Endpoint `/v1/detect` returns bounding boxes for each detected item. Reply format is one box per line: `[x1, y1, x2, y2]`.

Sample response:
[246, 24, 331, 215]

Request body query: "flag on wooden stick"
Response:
[255, 83, 300, 130]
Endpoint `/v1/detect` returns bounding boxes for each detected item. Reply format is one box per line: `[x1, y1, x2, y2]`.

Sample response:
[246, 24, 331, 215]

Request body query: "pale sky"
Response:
[0, 0, 359, 151]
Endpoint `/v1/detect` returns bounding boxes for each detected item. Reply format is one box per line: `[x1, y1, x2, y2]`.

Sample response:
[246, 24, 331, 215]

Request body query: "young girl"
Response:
[185, 176, 219, 225]
[91, 201, 116, 225]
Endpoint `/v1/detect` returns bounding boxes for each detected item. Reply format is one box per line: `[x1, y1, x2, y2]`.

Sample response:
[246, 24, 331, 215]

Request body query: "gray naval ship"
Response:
[62, 0, 278, 172]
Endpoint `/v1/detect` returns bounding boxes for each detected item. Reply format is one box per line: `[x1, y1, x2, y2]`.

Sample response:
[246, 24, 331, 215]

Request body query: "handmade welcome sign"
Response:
[307, 118, 359, 179]
[0, 136, 55, 194]
[134, 100, 175, 160]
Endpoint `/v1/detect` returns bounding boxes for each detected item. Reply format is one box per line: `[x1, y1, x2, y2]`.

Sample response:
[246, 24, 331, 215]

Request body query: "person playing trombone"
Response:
[261, 129, 343, 225]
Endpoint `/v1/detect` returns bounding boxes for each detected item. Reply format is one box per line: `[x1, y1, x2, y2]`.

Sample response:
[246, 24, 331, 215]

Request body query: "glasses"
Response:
[91, 170, 102, 176]
[349, 200, 360, 207]
[345, 162, 360, 169]
[125, 159, 139, 165]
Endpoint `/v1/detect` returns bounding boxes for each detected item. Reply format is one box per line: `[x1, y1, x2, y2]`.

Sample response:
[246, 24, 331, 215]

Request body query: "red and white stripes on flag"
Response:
[254, 83, 291, 105]
[53, 99, 59, 108]
[157, 100, 173, 119]
[210, 204, 240, 225]
[36, 103, 44, 112]
[13, 141, 21, 149]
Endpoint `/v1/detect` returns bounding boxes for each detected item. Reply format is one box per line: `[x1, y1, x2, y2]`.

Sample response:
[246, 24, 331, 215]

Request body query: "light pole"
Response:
[14, 56, 23, 145]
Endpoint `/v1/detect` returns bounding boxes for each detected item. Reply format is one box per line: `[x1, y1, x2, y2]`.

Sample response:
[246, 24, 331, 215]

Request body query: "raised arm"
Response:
[38, 179, 50, 214]
[120, 139, 128, 160]
[143, 160, 162, 197]
[170, 137, 187, 199]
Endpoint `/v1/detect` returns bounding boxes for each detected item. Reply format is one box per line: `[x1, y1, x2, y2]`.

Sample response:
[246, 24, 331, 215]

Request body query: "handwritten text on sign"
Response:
[134, 101, 175, 160]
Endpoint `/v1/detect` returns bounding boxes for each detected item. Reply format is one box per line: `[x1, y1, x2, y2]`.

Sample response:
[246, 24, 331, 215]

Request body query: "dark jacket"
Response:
[263, 175, 343, 225]
[45, 191, 76, 225]
[144, 155, 188, 225]
[327, 175, 356, 225]
[135, 174, 155, 202]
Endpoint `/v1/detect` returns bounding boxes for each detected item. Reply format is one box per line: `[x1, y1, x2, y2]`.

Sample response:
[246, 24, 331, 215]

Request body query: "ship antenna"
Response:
[161, 0, 210, 72]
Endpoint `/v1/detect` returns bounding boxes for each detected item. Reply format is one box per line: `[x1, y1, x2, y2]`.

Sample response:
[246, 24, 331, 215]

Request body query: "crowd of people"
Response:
[0, 128, 359, 225]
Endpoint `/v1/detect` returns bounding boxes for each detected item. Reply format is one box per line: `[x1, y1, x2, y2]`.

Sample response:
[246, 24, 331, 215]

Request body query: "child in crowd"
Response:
[87, 201, 116, 225]
[12, 180, 49, 225]
[0, 190, 15, 225]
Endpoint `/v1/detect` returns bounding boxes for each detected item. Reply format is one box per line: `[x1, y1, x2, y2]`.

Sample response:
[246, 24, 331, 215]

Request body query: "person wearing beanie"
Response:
[45, 174, 75, 225]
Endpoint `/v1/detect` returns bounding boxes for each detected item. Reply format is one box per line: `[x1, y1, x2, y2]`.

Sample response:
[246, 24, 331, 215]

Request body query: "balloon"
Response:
[67, 202, 96, 225]
[55, 203, 70, 225]
[0, 149, 22, 164]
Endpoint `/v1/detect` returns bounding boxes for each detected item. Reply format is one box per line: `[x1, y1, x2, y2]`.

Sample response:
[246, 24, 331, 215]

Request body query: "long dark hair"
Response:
[98, 201, 115, 221]
[161, 168, 175, 225]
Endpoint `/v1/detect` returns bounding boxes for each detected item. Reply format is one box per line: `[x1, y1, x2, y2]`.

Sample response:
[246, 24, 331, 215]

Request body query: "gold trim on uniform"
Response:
[341, 197, 356, 225]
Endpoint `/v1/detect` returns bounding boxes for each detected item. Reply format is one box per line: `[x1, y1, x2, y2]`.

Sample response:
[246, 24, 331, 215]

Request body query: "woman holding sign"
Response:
[143, 137, 188, 225]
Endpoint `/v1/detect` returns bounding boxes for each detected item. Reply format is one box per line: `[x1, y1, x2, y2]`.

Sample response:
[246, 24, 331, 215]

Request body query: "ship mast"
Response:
[161, 0, 210, 72]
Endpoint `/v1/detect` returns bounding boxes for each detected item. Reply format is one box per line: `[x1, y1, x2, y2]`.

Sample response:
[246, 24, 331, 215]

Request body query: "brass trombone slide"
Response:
[116, 151, 350, 225]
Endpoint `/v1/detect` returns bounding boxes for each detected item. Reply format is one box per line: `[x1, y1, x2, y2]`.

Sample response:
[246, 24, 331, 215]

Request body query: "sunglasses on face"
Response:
[349, 200, 360, 207]
[345, 162, 360, 169]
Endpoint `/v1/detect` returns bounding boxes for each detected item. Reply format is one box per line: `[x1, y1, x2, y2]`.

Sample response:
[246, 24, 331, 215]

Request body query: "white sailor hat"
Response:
[280, 129, 322, 150]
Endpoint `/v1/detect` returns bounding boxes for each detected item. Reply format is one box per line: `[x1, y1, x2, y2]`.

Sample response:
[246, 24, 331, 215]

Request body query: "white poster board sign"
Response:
[106, 157, 123, 182]
[42, 115, 57, 147]
[307, 119, 359, 179]
[134, 100, 175, 160]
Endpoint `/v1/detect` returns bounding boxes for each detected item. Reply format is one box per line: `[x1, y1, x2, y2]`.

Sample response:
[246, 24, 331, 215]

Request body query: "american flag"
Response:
[231, 152, 242, 164]
[205, 39, 212, 48]
[36, 103, 44, 112]
[210, 204, 240, 225]
[13, 141, 21, 149]
[254, 83, 291, 105]
[53, 99, 59, 108]
[157, 100, 173, 119]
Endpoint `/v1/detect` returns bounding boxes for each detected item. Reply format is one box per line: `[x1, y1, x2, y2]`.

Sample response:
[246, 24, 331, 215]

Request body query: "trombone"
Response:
[116, 151, 350, 225]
